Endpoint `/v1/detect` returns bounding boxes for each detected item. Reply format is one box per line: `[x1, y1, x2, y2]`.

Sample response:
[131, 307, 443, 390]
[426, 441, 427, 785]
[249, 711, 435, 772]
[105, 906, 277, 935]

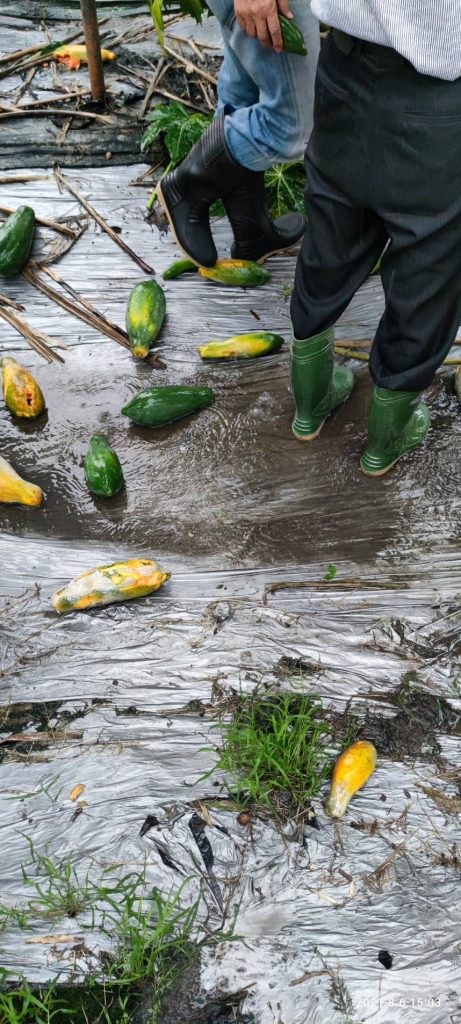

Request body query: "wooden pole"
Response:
[80, 0, 105, 105]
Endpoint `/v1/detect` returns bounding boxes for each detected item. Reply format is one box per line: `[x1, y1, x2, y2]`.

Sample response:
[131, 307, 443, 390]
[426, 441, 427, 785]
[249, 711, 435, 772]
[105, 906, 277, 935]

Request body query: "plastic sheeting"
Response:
[0, 167, 460, 1023]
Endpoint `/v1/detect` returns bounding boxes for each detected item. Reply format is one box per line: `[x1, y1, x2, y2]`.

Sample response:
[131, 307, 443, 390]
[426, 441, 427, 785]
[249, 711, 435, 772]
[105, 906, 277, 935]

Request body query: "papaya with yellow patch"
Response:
[199, 259, 269, 288]
[1, 356, 45, 418]
[199, 332, 284, 360]
[125, 280, 166, 360]
[52, 558, 170, 614]
[0, 455, 43, 507]
[326, 740, 377, 818]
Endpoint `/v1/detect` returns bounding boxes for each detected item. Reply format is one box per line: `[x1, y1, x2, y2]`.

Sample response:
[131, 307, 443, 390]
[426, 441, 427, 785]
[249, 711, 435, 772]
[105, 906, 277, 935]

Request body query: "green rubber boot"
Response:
[360, 387, 430, 476]
[291, 326, 355, 440]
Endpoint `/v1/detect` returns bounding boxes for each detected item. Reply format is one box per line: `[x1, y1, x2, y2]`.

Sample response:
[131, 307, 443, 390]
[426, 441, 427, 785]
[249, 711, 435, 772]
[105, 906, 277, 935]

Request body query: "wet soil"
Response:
[161, 955, 255, 1024]
[332, 677, 460, 762]
[0, 698, 107, 762]
[2, 347, 460, 568]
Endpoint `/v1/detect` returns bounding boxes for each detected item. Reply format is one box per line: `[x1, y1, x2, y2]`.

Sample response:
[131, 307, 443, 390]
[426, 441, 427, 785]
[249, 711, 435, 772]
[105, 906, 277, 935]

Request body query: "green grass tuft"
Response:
[202, 691, 332, 819]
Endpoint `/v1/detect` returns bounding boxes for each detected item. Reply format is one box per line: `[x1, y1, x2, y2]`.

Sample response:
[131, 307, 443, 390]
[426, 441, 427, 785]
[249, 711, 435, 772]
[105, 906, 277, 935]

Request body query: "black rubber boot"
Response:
[157, 111, 249, 268]
[227, 171, 305, 263]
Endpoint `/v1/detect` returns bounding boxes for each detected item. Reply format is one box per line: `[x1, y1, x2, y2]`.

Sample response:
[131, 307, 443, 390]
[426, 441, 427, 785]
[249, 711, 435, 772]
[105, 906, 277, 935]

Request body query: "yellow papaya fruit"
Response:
[0, 455, 43, 507]
[52, 558, 170, 614]
[53, 44, 116, 70]
[1, 356, 45, 418]
[326, 740, 377, 818]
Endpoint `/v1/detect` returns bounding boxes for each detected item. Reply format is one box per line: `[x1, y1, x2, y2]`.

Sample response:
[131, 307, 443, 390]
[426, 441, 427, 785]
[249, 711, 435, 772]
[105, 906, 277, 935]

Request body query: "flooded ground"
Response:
[0, 45, 461, 1024]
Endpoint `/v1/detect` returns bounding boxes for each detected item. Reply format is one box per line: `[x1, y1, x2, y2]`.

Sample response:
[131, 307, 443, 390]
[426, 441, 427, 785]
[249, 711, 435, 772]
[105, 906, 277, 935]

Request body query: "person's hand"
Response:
[234, 0, 293, 52]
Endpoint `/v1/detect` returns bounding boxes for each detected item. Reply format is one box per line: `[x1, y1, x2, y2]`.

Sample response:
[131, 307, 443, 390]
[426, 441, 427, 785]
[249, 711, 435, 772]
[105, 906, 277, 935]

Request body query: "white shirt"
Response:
[311, 1, 461, 81]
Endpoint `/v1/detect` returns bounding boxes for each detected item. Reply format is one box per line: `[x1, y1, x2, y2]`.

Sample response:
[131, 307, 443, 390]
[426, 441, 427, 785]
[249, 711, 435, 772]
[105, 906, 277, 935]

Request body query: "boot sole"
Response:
[156, 180, 204, 269]
[233, 234, 304, 264]
[292, 419, 326, 441]
[256, 240, 303, 264]
[361, 457, 400, 477]
[361, 441, 426, 477]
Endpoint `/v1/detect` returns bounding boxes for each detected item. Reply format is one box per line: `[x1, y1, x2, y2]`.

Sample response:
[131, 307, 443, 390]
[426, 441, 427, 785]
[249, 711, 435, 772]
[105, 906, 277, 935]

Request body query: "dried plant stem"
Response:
[54, 167, 156, 275]
[23, 266, 129, 348]
[334, 346, 369, 362]
[41, 264, 130, 338]
[117, 63, 205, 111]
[0, 305, 64, 363]
[0, 293, 25, 312]
[162, 43, 218, 85]
[0, 107, 115, 124]
[0, 206, 77, 238]
[23, 266, 160, 368]
[0, 89, 90, 113]
[140, 57, 166, 117]
[263, 578, 408, 603]
[151, 86, 204, 110]
[0, 175, 50, 186]
[335, 345, 461, 365]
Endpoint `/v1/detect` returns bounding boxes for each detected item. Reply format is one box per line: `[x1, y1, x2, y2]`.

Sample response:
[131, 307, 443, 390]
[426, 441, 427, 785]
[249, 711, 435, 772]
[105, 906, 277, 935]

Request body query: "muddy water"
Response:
[1, 345, 460, 566]
[1, 167, 461, 1024]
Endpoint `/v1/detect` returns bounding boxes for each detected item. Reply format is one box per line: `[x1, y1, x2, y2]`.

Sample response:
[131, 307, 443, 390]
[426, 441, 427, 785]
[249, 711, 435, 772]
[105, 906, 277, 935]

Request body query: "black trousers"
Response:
[290, 32, 461, 391]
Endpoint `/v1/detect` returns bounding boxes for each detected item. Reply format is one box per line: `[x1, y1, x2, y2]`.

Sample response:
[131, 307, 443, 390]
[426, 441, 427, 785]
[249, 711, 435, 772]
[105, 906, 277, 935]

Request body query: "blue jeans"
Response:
[207, 0, 319, 171]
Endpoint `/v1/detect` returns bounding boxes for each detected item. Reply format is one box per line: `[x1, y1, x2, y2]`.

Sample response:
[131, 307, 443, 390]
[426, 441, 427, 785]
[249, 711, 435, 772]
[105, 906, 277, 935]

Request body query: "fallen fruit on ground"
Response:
[279, 14, 307, 56]
[0, 455, 43, 507]
[1, 356, 45, 418]
[199, 259, 270, 288]
[52, 558, 171, 614]
[53, 44, 116, 70]
[122, 385, 215, 428]
[199, 332, 284, 360]
[326, 740, 377, 818]
[162, 258, 198, 280]
[84, 433, 124, 497]
[126, 279, 166, 359]
[0, 206, 35, 277]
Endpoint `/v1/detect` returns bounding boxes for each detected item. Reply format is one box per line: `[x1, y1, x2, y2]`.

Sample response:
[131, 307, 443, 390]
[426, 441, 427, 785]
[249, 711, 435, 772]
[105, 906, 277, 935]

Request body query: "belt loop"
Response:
[332, 28, 356, 55]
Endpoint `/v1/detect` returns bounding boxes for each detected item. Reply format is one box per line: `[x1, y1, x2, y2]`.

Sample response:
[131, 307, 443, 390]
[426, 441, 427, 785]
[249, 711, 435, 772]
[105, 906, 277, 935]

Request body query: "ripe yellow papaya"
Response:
[326, 740, 377, 818]
[198, 332, 284, 360]
[199, 259, 270, 288]
[52, 558, 170, 614]
[1, 356, 45, 418]
[0, 455, 43, 506]
[53, 44, 116, 70]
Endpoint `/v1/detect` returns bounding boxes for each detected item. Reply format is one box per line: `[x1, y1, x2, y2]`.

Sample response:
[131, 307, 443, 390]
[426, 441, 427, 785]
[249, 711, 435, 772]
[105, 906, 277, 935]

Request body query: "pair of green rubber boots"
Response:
[291, 327, 430, 475]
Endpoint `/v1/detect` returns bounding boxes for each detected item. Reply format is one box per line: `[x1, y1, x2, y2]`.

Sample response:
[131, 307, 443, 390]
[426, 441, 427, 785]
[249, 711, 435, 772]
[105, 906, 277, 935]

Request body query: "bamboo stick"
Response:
[80, 0, 106, 105]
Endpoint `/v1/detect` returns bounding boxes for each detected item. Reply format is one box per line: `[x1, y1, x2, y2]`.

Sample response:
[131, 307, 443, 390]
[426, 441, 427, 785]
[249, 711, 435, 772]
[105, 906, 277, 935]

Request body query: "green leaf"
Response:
[40, 40, 63, 55]
[324, 563, 337, 582]
[178, 0, 206, 22]
[264, 161, 305, 218]
[141, 100, 212, 166]
[165, 110, 212, 164]
[148, 0, 165, 47]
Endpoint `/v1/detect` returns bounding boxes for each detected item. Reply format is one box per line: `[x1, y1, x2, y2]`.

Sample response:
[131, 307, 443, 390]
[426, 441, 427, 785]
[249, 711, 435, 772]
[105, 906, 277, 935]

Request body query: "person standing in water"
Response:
[289, 2, 461, 475]
[157, 0, 319, 267]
